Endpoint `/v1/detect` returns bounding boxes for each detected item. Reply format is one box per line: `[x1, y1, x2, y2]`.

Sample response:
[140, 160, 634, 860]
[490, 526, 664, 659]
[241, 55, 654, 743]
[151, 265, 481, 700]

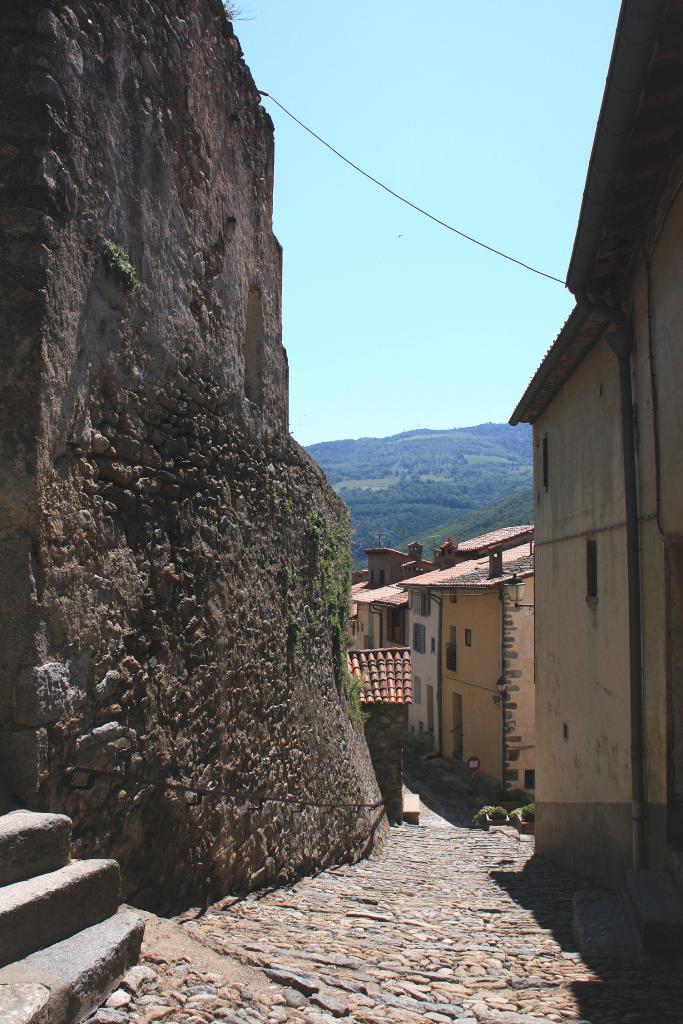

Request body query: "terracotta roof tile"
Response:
[347, 648, 413, 705]
[352, 584, 409, 607]
[457, 525, 534, 551]
[402, 544, 534, 589]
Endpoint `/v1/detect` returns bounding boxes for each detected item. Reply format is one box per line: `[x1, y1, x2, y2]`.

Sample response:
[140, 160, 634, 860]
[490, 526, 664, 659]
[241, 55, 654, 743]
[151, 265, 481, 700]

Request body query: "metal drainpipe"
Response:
[583, 300, 646, 870]
[433, 592, 443, 755]
[499, 590, 506, 793]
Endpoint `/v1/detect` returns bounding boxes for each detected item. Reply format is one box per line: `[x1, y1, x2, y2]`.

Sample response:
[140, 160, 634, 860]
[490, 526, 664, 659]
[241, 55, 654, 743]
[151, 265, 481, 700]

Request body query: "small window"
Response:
[563, 722, 569, 741]
[430, 636, 435, 654]
[420, 592, 431, 616]
[586, 539, 598, 602]
[370, 570, 375, 584]
[542, 435, 549, 490]
[379, 569, 385, 586]
[446, 626, 457, 672]
[449, 591, 457, 603]
[524, 769, 535, 790]
[465, 628, 472, 647]
[413, 622, 426, 653]
[413, 675, 422, 704]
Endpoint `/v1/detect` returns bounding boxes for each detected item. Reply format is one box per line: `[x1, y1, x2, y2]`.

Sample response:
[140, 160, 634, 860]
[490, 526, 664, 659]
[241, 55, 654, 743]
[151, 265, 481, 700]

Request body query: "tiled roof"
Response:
[348, 648, 413, 705]
[457, 525, 534, 551]
[509, 306, 606, 426]
[402, 544, 534, 590]
[352, 584, 409, 607]
[400, 559, 434, 570]
[364, 547, 407, 557]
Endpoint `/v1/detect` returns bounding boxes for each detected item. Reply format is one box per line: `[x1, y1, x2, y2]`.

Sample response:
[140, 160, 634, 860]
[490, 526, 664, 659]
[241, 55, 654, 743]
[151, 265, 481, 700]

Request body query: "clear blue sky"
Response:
[235, 2, 621, 446]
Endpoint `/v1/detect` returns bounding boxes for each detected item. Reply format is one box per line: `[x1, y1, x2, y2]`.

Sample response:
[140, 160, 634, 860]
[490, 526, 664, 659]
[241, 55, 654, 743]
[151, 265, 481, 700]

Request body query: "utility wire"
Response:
[259, 91, 566, 286]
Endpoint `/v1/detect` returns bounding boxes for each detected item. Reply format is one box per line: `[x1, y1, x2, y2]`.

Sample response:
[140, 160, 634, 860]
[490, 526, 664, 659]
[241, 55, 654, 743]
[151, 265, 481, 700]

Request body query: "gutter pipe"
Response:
[581, 299, 646, 870]
[433, 592, 443, 755]
[499, 590, 506, 792]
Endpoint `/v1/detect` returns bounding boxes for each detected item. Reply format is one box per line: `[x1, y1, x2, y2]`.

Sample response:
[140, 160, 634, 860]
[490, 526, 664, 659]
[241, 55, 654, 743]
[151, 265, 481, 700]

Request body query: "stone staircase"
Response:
[0, 809, 144, 1024]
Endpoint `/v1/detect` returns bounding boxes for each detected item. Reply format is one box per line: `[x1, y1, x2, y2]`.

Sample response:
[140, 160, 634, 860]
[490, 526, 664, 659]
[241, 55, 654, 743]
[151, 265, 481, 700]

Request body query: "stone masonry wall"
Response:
[364, 706, 407, 824]
[0, 0, 386, 911]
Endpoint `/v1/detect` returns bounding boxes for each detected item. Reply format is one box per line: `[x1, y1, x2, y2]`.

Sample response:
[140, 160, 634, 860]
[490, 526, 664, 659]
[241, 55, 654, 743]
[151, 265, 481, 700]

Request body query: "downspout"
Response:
[582, 300, 646, 870]
[499, 590, 506, 792]
[433, 592, 443, 755]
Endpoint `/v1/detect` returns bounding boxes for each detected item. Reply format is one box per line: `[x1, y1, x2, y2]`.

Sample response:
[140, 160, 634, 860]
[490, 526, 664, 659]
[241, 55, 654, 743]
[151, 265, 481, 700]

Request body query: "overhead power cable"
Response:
[259, 91, 566, 286]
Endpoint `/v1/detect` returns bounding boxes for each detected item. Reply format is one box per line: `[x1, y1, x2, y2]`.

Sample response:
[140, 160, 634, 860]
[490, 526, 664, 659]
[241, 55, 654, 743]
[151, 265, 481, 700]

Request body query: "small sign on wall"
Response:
[467, 756, 480, 774]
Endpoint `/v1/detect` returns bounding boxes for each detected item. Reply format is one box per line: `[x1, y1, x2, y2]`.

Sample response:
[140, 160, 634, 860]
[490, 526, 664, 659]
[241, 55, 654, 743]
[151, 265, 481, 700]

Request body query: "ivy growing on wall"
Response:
[316, 511, 366, 728]
[102, 240, 141, 294]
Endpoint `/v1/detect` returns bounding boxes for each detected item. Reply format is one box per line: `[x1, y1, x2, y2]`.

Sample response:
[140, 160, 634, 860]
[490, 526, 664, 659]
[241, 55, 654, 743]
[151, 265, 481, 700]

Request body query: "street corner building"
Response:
[511, 0, 683, 896]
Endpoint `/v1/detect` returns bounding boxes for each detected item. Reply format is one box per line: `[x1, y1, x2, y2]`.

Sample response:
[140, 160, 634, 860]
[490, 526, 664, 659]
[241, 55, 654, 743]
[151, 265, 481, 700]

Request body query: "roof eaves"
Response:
[566, 0, 667, 294]
[509, 305, 608, 425]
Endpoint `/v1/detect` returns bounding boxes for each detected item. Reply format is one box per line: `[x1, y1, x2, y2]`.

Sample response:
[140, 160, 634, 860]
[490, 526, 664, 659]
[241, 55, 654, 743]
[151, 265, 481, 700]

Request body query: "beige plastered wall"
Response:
[406, 593, 440, 747]
[503, 576, 535, 797]
[534, 337, 634, 889]
[441, 590, 502, 786]
[630, 169, 683, 868]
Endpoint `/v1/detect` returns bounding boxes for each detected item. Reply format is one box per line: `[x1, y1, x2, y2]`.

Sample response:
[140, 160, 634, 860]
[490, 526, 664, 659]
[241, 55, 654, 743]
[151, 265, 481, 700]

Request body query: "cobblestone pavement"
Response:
[91, 756, 683, 1024]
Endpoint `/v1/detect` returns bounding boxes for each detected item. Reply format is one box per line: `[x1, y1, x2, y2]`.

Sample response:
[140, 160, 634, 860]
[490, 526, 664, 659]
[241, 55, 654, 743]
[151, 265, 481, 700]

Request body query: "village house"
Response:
[511, 0, 683, 897]
[347, 648, 413, 823]
[404, 582, 440, 748]
[348, 540, 433, 649]
[350, 583, 408, 649]
[404, 527, 535, 795]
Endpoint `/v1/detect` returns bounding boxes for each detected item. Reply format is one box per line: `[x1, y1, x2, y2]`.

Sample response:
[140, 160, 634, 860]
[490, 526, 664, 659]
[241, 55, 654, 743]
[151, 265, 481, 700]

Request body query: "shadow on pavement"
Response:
[403, 747, 486, 829]
[492, 857, 683, 1024]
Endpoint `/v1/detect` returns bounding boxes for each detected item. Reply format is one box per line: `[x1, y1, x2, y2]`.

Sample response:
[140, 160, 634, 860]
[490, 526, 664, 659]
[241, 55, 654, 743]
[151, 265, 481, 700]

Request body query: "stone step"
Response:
[0, 910, 145, 1024]
[670, 847, 683, 901]
[0, 810, 71, 887]
[572, 889, 643, 960]
[0, 860, 120, 968]
[626, 868, 683, 953]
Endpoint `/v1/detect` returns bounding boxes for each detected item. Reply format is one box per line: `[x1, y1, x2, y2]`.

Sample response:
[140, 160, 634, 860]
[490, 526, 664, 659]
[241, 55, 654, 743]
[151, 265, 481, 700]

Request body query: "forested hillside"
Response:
[306, 423, 533, 563]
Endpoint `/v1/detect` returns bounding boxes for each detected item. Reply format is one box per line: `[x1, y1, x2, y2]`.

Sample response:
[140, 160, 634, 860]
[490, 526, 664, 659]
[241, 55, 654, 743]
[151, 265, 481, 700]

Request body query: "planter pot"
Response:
[485, 814, 510, 828]
[512, 816, 535, 835]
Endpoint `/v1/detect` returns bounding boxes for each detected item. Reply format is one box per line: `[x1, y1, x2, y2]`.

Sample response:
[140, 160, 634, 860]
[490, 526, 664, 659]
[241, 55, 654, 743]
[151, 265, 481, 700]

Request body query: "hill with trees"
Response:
[306, 422, 533, 564]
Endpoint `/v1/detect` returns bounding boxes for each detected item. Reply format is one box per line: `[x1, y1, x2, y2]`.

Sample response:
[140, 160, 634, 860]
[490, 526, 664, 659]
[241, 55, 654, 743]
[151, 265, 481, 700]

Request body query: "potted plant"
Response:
[510, 803, 535, 835]
[473, 805, 510, 829]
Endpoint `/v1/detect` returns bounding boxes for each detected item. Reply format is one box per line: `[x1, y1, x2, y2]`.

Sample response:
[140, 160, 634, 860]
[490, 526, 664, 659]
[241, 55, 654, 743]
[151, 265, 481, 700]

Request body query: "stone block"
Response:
[0, 982, 49, 1024]
[14, 661, 84, 727]
[626, 868, 683, 952]
[572, 889, 643, 960]
[402, 792, 420, 825]
[0, 729, 47, 801]
[0, 911, 144, 1024]
[0, 859, 120, 967]
[0, 810, 71, 887]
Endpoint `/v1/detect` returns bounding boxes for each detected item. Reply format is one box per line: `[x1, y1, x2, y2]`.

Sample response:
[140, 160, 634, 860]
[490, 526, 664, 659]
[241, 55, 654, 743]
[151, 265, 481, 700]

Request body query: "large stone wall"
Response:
[0, 0, 386, 911]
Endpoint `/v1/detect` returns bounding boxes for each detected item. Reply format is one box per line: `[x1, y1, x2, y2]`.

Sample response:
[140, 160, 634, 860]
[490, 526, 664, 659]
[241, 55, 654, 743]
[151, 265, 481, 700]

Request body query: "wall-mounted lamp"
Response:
[504, 573, 534, 610]
[493, 677, 507, 704]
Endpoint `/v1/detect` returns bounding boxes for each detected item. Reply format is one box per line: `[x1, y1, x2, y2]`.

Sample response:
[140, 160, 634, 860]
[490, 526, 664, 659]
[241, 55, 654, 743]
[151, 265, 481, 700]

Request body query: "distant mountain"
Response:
[306, 422, 533, 564]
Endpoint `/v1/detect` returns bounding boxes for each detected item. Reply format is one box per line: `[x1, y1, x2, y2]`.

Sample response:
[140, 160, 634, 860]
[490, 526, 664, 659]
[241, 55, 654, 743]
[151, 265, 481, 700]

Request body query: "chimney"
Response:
[488, 550, 503, 578]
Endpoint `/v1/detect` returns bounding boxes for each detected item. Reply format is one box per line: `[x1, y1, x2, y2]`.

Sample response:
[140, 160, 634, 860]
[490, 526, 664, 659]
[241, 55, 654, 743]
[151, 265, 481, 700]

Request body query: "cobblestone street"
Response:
[94, 757, 683, 1024]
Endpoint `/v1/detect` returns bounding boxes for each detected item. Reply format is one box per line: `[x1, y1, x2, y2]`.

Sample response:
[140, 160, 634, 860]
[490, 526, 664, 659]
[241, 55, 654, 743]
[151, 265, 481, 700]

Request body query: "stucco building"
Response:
[404, 587, 440, 747]
[405, 527, 535, 794]
[350, 584, 408, 650]
[511, 0, 683, 892]
[348, 540, 432, 650]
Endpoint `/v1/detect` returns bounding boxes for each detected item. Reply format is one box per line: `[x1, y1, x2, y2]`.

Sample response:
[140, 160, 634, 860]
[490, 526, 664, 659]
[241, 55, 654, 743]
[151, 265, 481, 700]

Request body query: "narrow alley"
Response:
[94, 757, 683, 1024]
